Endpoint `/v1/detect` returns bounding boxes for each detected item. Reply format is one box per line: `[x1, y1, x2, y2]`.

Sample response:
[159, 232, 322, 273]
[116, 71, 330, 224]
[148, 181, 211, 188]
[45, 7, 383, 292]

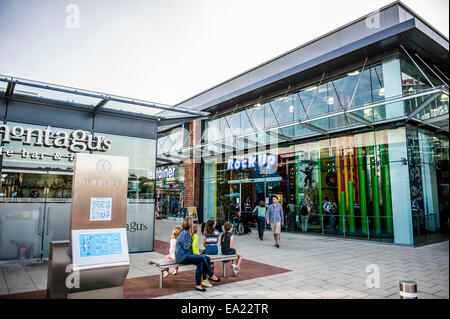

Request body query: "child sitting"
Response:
[163, 226, 181, 278]
[220, 222, 242, 276]
[202, 218, 219, 273]
[192, 224, 213, 288]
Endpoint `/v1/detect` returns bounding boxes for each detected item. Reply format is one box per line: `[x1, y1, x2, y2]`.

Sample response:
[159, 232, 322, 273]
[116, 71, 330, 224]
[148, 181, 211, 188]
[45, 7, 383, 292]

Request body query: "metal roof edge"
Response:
[173, 1, 448, 108]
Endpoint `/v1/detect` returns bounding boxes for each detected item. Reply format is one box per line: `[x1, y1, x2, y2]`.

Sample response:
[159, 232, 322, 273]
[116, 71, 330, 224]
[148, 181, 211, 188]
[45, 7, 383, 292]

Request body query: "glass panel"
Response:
[264, 101, 278, 129]
[13, 84, 102, 106]
[155, 164, 185, 220]
[407, 126, 449, 245]
[0, 201, 43, 260]
[308, 84, 329, 118]
[99, 133, 156, 200]
[414, 93, 449, 121]
[104, 100, 162, 116]
[0, 79, 8, 93]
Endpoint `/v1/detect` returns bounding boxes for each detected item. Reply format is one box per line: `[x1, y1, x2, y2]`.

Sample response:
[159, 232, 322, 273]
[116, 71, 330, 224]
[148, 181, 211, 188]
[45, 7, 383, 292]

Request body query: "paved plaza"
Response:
[0, 219, 448, 299]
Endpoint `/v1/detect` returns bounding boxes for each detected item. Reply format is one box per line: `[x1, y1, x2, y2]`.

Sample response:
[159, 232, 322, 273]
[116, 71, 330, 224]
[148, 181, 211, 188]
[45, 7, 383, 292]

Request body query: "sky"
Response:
[0, 0, 448, 106]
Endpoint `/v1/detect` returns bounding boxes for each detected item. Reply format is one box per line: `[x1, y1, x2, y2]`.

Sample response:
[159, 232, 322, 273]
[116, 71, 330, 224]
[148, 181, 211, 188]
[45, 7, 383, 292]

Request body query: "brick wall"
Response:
[183, 120, 202, 209]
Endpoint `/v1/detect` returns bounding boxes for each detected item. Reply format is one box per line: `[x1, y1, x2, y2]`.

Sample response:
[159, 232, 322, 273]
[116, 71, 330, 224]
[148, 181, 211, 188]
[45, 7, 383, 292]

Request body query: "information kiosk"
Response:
[67, 153, 130, 299]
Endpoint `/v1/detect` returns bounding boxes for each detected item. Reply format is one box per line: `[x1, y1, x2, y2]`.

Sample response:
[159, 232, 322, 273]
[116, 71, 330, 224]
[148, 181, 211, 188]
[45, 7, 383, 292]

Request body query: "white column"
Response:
[382, 58, 404, 119]
[388, 127, 414, 245]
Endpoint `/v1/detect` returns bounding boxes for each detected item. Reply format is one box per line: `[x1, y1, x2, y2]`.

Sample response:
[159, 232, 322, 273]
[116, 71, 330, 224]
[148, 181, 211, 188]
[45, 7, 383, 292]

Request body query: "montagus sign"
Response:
[0, 123, 111, 161]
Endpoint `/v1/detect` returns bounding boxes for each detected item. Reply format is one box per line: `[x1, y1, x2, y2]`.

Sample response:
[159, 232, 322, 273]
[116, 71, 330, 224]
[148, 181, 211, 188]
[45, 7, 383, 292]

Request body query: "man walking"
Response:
[266, 196, 284, 248]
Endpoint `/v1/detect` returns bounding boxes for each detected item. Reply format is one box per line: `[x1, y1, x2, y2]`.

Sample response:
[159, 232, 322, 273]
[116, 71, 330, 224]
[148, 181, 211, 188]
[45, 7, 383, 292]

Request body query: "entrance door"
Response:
[0, 170, 72, 261]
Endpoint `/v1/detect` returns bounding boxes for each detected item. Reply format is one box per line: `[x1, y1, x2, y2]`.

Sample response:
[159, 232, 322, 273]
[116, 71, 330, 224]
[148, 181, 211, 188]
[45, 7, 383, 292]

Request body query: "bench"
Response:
[149, 254, 238, 288]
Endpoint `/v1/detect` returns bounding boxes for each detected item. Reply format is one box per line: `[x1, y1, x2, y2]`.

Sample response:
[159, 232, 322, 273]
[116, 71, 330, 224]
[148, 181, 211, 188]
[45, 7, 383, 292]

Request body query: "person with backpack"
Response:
[300, 203, 309, 232]
[323, 197, 335, 231]
[252, 200, 267, 240]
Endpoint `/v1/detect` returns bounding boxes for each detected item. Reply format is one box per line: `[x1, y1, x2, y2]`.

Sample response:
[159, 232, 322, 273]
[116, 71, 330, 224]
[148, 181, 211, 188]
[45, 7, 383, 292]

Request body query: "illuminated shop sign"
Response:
[226, 153, 277, 171]
[0, 124, 111, 161]
[156, 167, 177, 179]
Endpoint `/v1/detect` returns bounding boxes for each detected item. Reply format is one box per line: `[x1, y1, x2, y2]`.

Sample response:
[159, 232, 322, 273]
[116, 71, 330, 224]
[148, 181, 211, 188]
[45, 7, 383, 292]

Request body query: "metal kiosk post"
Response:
[66, 153, 130, 299]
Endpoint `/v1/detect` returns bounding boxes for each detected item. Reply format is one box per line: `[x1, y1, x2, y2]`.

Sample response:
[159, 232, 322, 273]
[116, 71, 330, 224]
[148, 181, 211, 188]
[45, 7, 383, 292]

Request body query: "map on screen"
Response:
[79, 232, 122, 257]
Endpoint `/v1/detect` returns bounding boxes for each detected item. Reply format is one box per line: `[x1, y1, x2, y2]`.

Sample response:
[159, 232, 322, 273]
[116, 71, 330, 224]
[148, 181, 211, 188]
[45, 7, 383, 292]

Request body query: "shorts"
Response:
[222, 249, 237, 255]
[271, 222, 281, 234]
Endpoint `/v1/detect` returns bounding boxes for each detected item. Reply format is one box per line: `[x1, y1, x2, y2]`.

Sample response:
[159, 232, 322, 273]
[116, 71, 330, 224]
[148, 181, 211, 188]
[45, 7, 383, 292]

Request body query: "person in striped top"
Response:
[202, 218, 220, 255]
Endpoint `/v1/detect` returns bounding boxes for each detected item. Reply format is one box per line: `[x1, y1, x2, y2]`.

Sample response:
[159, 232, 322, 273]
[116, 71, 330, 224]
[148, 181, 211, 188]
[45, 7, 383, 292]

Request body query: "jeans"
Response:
[256, 216, 265, 238]
[202, 246, 218, 255]
[329, 215, 335, 230]
[301, 215, 309, 232]
[181, 254, 213, 285]
[288, 213, 296, 232]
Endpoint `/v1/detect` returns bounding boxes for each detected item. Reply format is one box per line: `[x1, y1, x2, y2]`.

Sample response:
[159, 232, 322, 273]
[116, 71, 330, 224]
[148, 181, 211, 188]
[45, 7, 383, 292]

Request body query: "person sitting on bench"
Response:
[175, 216, 221, 292]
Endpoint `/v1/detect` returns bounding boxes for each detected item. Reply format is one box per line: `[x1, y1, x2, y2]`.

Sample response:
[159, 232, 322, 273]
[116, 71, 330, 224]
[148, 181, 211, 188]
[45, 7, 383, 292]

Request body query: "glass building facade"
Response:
[0, 117, 158, 260]
[194, 54, 449, 246]
[156, 126, 187, 221]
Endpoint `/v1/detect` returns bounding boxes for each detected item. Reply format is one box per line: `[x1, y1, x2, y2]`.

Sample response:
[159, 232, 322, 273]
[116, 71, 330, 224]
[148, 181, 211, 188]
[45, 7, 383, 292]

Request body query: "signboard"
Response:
[187, 207, 198, 222]
[71, 228, 129, 269]
[156, 167, 177, 180]
[90, 197, 112, 221]
[0, 123, 111, 163]
[226, 153, 277, 171]
[70, 154, 129, 230]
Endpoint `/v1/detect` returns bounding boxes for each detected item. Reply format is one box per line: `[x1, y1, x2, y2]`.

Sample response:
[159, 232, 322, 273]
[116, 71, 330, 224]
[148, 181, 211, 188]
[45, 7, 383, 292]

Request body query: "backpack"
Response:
[323, 201, 333, 214]
[301, 205, 308, 216]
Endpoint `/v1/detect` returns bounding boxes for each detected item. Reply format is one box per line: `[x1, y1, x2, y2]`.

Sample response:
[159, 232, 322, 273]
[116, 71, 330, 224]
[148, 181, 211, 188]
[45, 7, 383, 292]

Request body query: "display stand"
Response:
[66, 153, 130, 299]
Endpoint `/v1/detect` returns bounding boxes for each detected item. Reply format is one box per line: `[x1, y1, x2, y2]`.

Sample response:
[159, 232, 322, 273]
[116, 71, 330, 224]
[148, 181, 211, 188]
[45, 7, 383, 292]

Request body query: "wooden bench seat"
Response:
[149, 254, 237, 288]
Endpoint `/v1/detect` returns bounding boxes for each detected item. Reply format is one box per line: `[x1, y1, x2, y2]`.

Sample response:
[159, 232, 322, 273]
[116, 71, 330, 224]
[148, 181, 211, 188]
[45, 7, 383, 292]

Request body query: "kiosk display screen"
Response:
[79, 232, 122, 257]
[71, 228, 129, 268]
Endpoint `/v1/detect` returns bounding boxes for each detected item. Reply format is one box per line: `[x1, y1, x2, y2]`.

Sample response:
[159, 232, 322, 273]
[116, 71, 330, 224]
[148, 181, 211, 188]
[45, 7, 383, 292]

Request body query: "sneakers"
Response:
[202, 280, 213, 288]
[231, 264, 240, 275]
[162, 270, 169, 278]
[171, 269, 178, 275]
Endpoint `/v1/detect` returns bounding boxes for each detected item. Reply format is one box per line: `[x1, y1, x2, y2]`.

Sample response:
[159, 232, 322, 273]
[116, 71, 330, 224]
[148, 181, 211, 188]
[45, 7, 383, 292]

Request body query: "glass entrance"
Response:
[0, 170, 72, 261]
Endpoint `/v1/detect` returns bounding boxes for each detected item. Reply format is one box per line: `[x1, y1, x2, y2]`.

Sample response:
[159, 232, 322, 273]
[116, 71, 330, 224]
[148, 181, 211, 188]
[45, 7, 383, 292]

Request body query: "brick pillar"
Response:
[183, 120, 201, 209]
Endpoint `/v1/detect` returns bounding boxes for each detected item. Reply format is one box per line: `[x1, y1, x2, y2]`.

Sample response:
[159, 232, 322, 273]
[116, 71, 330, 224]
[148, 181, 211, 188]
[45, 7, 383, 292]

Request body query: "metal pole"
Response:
[400, 44, 435, 88]
[399, 281, 418, 299]
[343, 214, 346, 238]
[414, 53, 449, 88]
[321, 214, 324, 235]
[367, 216, 370, 240]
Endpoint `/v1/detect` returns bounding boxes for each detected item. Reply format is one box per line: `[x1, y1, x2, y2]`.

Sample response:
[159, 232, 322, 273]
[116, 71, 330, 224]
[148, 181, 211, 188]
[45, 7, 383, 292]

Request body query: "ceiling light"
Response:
[289, 105, 294, 113]
[327, 97, 334, 105]
[347, 70, 360, 76]
[305, 86, 318, 92]
[441, 95, 449, 102]
[378, 88, 385, 96]
[255, 103, 262, 109]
